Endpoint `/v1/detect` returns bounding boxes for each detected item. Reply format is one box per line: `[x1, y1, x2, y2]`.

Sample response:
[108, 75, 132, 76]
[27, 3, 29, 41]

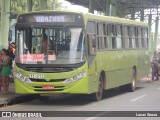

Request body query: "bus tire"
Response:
[91, 74, 104, 101]
[127, 69, 137, 92]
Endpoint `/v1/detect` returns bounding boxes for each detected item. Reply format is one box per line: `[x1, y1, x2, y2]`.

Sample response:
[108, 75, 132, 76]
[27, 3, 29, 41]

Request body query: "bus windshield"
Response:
[15, 26, 86, 65]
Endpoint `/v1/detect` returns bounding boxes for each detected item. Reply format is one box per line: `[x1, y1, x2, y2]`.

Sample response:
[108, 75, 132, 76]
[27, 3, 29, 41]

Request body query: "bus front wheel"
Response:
[91, 75, 104, 101]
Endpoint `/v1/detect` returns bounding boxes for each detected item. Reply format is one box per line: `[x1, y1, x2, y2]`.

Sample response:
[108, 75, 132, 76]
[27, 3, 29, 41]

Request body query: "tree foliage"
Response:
[50, 0, 62, 10]
[11, 0, 27, 13]
[10, 0, 62, 13]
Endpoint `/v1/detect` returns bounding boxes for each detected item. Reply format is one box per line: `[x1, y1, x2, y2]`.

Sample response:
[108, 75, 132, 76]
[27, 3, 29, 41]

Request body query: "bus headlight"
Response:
[14, 72, 32, 84]
[63, 70, 86, 84]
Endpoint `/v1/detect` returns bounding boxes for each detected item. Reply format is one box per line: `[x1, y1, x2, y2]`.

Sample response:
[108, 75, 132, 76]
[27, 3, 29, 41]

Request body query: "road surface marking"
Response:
[85, 112, 107, 120]
[86, 117, 97, 120]
[130, 94, 146, 102]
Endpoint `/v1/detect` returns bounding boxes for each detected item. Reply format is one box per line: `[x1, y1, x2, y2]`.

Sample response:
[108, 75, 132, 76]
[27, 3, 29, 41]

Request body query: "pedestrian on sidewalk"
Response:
[0, 51, 2, 91]
[0, 49, 12, 93]
[8, 42, 15, 82]
[151, 56, 159, 81]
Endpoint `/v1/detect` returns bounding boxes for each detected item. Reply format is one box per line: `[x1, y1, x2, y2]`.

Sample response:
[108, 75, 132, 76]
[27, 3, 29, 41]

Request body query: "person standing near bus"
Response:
[151, 56, 159, 81]
[8, 42, 15, 82]
[0, 51, 2, 91]
[0, 49, 12, 93]
[156, 51, 160, 73]
[8, 42, 15, 59]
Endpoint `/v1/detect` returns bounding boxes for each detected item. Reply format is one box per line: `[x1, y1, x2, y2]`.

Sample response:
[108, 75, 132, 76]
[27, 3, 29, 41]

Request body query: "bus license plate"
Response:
[42, 85, 54, 90]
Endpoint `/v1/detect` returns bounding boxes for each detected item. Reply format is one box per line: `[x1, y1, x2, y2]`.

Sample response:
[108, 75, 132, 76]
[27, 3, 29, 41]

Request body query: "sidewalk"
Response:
[0, 82, 39, 108]
[139, 76, 152, 82]
[0, 82, 15, 107]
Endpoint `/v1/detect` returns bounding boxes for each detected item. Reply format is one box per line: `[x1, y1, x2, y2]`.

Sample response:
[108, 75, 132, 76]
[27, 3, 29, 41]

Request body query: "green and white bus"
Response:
[14, 10, 150, 101]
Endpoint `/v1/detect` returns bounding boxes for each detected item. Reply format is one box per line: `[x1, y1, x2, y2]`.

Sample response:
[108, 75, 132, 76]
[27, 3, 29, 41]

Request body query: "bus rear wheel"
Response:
[127, 69, 137, 92]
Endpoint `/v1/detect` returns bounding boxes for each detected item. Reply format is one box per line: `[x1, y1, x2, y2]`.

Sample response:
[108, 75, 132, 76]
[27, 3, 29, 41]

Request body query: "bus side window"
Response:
[87, 34, 96, 55]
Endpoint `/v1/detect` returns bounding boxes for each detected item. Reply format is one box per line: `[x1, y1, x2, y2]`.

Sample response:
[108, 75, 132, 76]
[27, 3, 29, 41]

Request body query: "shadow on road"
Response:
[20, 86, 144, 106]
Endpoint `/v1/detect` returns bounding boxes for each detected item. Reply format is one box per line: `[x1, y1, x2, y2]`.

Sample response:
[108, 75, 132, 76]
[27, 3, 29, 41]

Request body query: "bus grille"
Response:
[24, 67, 75, 73]
[30, 78, 65, 82]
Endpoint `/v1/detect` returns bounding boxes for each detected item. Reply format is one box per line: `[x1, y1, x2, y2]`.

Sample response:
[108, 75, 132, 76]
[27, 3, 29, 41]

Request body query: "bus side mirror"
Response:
[87, 34, 96, 55]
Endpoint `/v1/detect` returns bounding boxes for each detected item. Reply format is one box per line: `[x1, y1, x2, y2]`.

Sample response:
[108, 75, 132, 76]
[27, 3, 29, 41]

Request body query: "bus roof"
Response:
[83, 13, 148, 27]
[17, 10, 83, 18]
[17, 10, 148, 27]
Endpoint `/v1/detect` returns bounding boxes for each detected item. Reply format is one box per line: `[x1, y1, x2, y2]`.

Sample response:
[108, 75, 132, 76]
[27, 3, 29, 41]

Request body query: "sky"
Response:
[60, 0, 88, 13]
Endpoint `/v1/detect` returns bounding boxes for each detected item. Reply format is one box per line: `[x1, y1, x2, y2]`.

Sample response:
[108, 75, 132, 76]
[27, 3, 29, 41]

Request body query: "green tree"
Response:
[11, 0, 62, 13]
[11, 0, 27, 13]
[49, 0, 62, 10]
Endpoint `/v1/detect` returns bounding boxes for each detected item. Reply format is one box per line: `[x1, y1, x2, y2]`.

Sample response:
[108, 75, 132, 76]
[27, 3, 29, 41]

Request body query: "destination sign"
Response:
[35, 15, 65, 22]
[17, 13, 83, 24]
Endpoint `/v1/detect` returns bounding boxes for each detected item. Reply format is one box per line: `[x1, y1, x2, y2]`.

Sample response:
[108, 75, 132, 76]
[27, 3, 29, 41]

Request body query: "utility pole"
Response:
[0, 0, 10, 48]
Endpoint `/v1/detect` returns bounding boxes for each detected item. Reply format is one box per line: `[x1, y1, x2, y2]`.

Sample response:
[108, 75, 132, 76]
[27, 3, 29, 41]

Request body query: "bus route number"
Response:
[30, 74, 44, 79]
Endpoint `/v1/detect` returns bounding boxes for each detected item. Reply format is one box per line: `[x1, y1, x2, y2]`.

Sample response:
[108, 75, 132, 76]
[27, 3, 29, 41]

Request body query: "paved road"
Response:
[1, 80, 160, 120]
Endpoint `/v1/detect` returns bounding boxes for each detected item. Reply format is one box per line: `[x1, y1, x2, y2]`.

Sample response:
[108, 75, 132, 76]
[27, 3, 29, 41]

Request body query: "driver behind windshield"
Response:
[41, 33, 53, 55]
